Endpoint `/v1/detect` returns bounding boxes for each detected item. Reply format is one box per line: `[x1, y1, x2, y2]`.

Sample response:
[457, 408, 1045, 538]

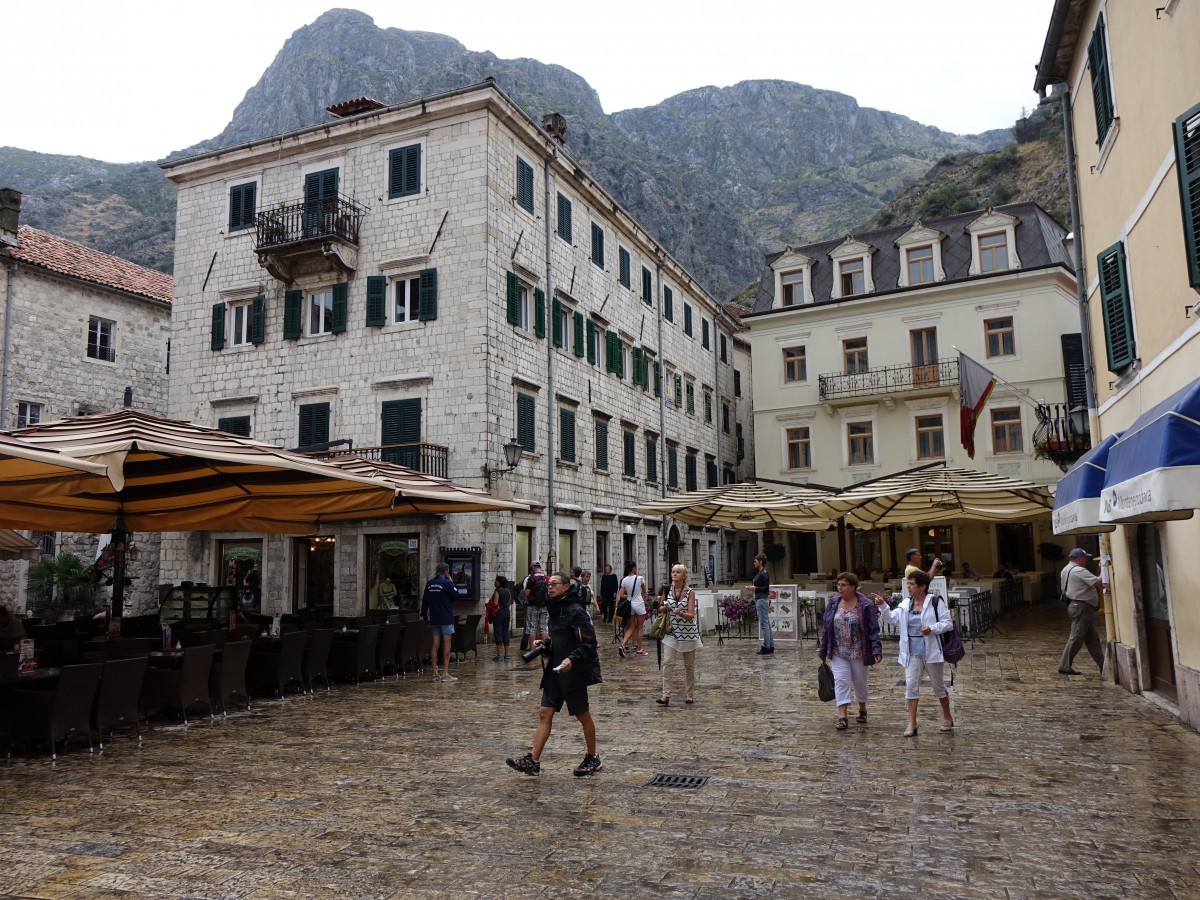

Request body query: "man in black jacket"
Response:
[506, 573, 603, 777]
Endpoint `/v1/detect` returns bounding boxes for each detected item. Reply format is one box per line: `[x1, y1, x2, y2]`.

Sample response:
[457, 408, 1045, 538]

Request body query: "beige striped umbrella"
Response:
[0, 432, 112, 500]
[632, 481, 836, 531]
[805, 465, 1054, 529]
[0, 529, 41, 560]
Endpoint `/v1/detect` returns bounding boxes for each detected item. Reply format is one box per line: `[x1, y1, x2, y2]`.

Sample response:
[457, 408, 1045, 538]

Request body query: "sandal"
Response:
[835, 718, 848, 730]
[855, 710, 867, 724]
[939, 719, 954, 733]
[656, 696, 670, 706]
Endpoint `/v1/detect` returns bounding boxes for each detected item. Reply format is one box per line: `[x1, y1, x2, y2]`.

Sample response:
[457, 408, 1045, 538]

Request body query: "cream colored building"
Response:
[745, 203, 1080, 579]
[1036, 0, 1200, 724]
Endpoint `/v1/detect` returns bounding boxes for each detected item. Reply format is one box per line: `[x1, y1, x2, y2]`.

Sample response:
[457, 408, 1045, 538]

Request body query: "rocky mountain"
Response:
[2, 8, 1019, 300]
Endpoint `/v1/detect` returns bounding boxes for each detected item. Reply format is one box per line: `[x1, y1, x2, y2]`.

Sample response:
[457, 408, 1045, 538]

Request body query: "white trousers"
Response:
[904, 653, 948, 701]
[829, 655, 868, 706]
[661, 644, 696, 696]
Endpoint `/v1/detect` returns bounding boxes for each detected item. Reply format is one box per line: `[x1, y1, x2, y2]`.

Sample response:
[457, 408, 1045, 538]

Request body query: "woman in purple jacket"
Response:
[818, 572, 883, 730]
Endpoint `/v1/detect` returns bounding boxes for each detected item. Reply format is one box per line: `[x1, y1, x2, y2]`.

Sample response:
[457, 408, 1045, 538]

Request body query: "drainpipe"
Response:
[1, 261, 13, 429]
[543, 148, 557, 572]
[655, 262, 668, 578]
[1054, 84, 1117, 648]
[712, 311, 726, 576]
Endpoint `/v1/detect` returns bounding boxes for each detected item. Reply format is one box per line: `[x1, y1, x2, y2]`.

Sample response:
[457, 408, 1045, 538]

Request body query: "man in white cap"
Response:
[1058, 548, 1104, 675]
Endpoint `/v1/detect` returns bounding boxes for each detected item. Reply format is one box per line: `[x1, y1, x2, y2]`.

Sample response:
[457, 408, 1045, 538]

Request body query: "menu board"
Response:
[768, 584, 799, 641]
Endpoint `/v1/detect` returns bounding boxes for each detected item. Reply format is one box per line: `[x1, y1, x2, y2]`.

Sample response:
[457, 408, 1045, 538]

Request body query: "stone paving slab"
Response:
[2, 605, 1198, 898]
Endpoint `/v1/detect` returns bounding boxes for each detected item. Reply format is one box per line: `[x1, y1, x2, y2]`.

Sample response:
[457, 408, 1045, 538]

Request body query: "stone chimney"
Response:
[542, 113, 567, 145]
[0, 188, 20, 247]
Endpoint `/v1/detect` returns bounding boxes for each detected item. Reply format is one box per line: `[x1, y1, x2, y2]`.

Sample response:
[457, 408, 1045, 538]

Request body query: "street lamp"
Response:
[1068, 404, 1089, 441]
[485, 438, 524, 484]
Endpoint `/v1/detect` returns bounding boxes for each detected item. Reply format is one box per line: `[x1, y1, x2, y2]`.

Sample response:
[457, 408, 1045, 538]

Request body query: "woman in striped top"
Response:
[657, 564, 703, 706]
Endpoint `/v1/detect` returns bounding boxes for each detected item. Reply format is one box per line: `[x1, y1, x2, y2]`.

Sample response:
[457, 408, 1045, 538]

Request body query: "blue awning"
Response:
[1100, 378, 1200, 523]
[1052, 431, 1122, 535]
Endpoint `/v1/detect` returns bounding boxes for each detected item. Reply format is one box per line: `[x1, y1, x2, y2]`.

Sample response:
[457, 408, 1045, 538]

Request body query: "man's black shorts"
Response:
[541, 676, 589, 716]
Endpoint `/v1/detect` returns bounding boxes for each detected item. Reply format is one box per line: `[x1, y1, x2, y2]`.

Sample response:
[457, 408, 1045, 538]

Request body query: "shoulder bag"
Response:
[817, 660, 835, 702]
[930, 595, 965, 665]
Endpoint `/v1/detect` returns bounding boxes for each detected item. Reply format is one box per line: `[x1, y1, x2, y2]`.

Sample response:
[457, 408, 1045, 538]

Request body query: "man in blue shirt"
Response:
[422, 562, 458, 682]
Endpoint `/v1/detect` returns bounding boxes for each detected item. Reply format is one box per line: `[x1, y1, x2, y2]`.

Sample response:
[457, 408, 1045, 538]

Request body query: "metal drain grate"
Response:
[646, 773, 709, 789]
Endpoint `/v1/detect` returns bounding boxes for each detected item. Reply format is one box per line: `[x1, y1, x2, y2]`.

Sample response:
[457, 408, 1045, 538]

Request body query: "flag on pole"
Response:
[959, 352, 996, 459]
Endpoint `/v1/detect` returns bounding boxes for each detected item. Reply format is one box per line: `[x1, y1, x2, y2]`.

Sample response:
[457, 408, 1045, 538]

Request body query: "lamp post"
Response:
[485, 438, 524, 485]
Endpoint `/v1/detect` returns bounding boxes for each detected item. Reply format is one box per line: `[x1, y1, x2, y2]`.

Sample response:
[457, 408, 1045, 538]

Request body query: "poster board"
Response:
[768, 584, 799, 641]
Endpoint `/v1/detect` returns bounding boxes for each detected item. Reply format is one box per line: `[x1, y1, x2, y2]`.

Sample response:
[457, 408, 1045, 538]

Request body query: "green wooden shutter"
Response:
[641, 266, 653, 305]
[557, 193, 572, 242]
[1175, 102, 1200, 289]
[517, 392, 536, 452]
[591, 222, 604, 267]
[229, 183, 256, 231]
[298, 402, 330, 448]
[617, 340, 626, 379]
[605, 330, 618, 373]
[210, 303, 225, 351]
[381, 398, 422, 467]
[506, 272, 522, 325]
[534, 289, 546, 338]
[586, 319, 597, 363]
[686, 382, 695, 415]
[664, 286, 673, 321]
[552, 297, 563, 347]
[668, 446, 678, 487]
[516, 159, 534, 212]
[595, 419, 609, 471]
[1098, 241, 1136, 372]
[653, 362, 661, 398]
[674, 374, 683, 408]
[366, 276, 386, 326]
[573, 312, 585, 357]
[704, 392, 712, 423]
[1087, 18, 1115, 146]
[619, 247, 630, 288]
[389, 145, 421, 198]
[218, 416, 251, 437]
[559, 408, 576, 462]
[623, 430, 635, 476]
[1061, 334, 1088, 412]
[702, 319, 710, 349]
[684, 304, 693, 336]
[646, 437, 657, 482]
[418, 268, 437, 321]
[251, 295, 265, 345]
[331, 282, 348, 334]
[685, 453, 697, 491]
[632, 347, 645, 386]
[736, 422, 745, 459]
[283, 290, 302, 339]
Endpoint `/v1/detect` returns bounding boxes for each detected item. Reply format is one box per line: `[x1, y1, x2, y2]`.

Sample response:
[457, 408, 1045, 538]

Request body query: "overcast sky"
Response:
[7, 0, 1055, 164]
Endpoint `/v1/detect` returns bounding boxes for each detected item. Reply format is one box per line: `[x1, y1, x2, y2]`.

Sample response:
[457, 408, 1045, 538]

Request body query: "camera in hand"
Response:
[522, 642, 548, 663]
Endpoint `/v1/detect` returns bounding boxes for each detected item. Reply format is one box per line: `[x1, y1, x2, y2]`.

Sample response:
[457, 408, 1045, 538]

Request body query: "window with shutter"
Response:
[228, 182, 256, 232]
[605, 330, 618, 373]
[722, 402, 730, 433]
[623, 429, 636, 477]
[632, 347, 645, 387]
[594, 418, 609, 471]
[1175, 101, 1200, 289]
[586, 319, 598, 363]
[668, 445, 678, 488]
[534, 289, 546, 338]
[736, 422, 745, 460]
[218, 416, 251, 437]
[1087, 17, 1115, 147]
[706, 457, 717, 489]
[388, 144, 422, 198]
[283, 290, 303, 339]
[516, 158, 535, 213]
[304, 169, 339, 236]
[251, 295, 265, 345]
[684, 304, 693, 336]
[664, 286, 673, 321]
[685, 382, 695, 415]
[704, 391, 712, 424]
[418, 268, 438, 321]
[685, 452, 697, 491]
[619, 247, 631, 288]
[381, 399, 422, 467]
[674, 374, 682, 408]
[552, 298, 563, 347]
[573, 312, 585, 357]
[720, 334, 728, 363]
[557, 193, 572, 242]
[641, 266, 653, 305]
[1098, 241, 1136, 372]
[559, 408, 576, 462]
[591, 222, 604, 267]
[645, 436, 657, 483]
[366, 276, 387, 327]
[702, 319, 710, 349]
[517, 392, 536, 453]
[506, 272, 528, 328]
[1061, 334, 1088, 412]
[211, 303, 225, 351]
[298, 402, 330, 449]
[653, 362, 661, 397]
[331, 283, 348, 334]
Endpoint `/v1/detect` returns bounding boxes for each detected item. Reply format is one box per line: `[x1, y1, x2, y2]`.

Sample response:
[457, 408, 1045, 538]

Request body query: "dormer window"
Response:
[966, 209, 1021, 276]
[894, 221, 946, 288]
[770, 249, 815, 308]
[828, 236, 875, 300]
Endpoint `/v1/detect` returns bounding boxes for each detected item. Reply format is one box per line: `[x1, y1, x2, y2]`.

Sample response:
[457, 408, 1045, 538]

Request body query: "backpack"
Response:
[525, 572, 547, 607]
[930, 595, 965, 665]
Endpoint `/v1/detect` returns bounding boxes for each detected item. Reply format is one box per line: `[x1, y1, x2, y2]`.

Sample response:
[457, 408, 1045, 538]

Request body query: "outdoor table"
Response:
[0, 666, 62, 687]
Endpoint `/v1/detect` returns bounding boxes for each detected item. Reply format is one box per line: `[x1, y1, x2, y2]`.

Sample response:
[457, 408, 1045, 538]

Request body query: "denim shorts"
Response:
[429, 623, 455, 638]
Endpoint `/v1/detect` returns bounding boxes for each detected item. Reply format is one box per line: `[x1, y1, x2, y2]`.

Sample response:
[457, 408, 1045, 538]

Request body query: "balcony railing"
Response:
[818, 357, 959, 401]
[1033, 402, 1091, 471]
[309, 443, 449, 479]
[255, 194, 367, 250]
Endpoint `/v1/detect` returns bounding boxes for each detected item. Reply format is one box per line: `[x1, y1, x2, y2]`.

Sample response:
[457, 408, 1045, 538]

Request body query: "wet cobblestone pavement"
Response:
[3, 604, 1199, 898]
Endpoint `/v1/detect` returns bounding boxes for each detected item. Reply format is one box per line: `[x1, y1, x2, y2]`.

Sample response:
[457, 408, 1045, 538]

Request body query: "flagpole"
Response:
[952, 347, 1042, 412]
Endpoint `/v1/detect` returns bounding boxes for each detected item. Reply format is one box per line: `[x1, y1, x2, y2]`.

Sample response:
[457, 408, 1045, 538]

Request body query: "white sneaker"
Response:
[441, 674, 458, 683]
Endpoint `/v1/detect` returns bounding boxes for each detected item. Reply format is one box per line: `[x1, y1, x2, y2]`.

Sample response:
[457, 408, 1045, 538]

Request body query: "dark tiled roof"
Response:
[4, 226, 173, 304]
[751, 202, 1071, 315]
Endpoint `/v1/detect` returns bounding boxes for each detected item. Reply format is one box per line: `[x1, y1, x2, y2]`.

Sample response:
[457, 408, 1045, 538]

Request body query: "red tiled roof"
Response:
[4, 226, 173, 304]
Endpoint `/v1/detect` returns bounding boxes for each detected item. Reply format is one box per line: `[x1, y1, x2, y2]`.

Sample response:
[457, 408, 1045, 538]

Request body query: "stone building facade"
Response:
[0, 189, 173, 613]
[161, 82, 747, 619]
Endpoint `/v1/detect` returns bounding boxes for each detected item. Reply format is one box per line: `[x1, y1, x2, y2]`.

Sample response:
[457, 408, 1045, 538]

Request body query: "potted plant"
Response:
[762, 542, 787, 581]
[1038, 542, 1065, 567]
[25, 552, 103, 621]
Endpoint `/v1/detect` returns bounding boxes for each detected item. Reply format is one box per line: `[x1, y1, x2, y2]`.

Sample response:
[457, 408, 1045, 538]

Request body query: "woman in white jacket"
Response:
[871, 571, 955, 736]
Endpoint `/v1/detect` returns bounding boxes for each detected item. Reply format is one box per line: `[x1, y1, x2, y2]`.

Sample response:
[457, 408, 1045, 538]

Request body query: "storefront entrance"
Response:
[1137, 524, 1177, 701]
[218, 539, 263, 614]
[365, 533, 421, 613]
[293, 536, 335, 620]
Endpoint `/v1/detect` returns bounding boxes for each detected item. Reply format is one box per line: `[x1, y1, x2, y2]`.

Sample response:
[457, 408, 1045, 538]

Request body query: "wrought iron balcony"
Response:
[1033, 402, 1091, 471]
[254, 194, 368, 283]
[818, 357, 959, 402]
[308, 442, 449, 479]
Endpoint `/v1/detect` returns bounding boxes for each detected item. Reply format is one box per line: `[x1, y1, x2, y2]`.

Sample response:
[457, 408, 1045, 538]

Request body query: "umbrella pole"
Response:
[837, 518, 848, 573]
[110, 516, 126, 620]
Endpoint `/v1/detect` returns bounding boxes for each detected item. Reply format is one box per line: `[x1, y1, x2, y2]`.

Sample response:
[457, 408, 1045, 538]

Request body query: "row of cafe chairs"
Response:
[5, 614, 466, 759]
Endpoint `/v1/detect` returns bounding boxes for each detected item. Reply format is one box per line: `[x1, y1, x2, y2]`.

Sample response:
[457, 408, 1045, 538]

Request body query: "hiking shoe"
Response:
[441, 674, 458, 683]
[506, 753, 540, 776]
[573, 754, 603, 777]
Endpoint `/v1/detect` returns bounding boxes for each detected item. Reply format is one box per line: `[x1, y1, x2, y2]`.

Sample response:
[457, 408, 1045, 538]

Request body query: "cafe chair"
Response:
[141, 644, 216, 725]
[302, 628, 334, 693]
[8, 662, 103, 761]
[399, 620, 427, 677]
[330, 624, 379, 684]
[210, 637, 252, 714]
[451, 614, 483, 662]
[93, 655, 149, 749]
[375, 621, 403, 681]
[248, 631, 307, 698]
